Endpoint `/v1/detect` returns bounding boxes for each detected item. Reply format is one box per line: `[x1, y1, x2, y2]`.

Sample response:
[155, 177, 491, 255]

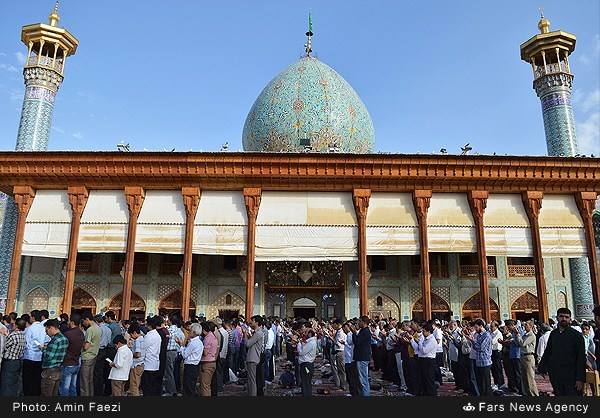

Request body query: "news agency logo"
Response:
[463, 403, 475, 412]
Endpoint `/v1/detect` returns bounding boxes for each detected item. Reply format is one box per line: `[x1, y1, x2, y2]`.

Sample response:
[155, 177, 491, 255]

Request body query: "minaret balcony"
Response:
[534, 62, 569, 80]
[26, 55, 63, 74]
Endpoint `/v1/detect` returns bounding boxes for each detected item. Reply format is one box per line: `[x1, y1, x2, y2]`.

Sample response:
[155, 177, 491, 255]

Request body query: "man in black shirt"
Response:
[538, 307, 586, 396]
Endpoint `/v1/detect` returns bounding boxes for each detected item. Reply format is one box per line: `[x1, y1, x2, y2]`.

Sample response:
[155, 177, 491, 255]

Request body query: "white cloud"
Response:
[579, 34, 599, 65]
[52, 126, 65, 134]
[0, 63, 18, 72]
[14, 52, 26, 65]
[573, 88, 600, 114]
[73, 130, 83, 139]
[0, 52, 6, 57]
[577, 112, 600, 157]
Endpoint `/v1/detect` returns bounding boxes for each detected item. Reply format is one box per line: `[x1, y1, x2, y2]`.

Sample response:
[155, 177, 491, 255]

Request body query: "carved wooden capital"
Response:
[353, 189, 371, 220]
[522, 191, 543, 220]
[124, 187, 145, 219]
[575, 191, 598, 222]
[13, 186, 35, 217]
[67, 186, 89, 218]
[412, 190, 432, 222]
[182, 187, 200, 219]
[468, 191, 488, 223]
[244, 188, 262, 220]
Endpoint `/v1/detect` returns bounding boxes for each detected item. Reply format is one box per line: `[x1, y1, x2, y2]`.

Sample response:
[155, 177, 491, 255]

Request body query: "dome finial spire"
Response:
[48, 1, 61, 26]
[537, 6, 551, 33]
[304, 10, 313, 57]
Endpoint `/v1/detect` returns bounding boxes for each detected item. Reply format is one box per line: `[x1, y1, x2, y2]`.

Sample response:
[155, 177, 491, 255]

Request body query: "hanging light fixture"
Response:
[297, 261, 314, 283]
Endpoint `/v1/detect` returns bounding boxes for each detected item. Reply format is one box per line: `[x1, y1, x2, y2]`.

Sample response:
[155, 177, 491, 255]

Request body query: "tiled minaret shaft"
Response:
[0, 4, 78, 309]
[520, 13, 593, 317]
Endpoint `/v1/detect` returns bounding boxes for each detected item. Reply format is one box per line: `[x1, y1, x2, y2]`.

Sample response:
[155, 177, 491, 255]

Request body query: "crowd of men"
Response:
[0, 305, 598, 397]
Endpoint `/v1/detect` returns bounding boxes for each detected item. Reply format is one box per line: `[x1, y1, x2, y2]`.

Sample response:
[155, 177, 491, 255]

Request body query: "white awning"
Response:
[193, 191, 247, 255]
[255, 191, 357, 261]
[427, 193, 476, 252]
[366, 193, 419, 255]
[136, 190, 186, 254]
[484, 194, 532, 257]
[22, 190, 71, 258]
[79, 190, 128, 253]
[538, 194, 586, 257]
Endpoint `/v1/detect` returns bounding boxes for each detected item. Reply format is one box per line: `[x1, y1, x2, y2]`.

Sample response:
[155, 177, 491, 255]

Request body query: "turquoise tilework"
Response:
[15, 87, 56, 151]
[0, 198, 18, 300]
[242, 57, 374, 153]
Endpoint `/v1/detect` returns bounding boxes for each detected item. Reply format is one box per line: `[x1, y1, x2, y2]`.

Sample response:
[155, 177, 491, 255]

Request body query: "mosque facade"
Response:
[0, 7, 598, 324]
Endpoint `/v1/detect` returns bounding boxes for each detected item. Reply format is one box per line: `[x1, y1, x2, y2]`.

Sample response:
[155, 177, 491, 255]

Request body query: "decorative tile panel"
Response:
[0, 198, 18, 299]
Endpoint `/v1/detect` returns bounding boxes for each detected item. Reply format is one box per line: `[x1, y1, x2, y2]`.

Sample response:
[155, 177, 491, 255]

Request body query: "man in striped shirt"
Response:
[0, 318, 26, 396]
[41, 318, 68, 396]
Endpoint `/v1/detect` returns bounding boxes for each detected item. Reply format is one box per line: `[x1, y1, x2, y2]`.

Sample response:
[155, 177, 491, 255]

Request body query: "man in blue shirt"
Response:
[505, 319, 525, 395]
[470, 319, 493, 396]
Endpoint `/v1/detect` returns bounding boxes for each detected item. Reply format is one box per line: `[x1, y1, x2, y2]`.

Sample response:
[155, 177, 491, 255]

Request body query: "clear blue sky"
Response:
[0, 1, 598, 156]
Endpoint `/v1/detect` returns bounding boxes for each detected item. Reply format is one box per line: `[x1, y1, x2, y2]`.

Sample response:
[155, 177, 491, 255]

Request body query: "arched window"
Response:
[225, 294, 232, 305]
[376, 296, 383, 306]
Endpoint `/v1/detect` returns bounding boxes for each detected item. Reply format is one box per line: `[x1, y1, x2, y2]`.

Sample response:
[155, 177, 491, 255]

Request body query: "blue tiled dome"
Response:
[242, 57, 374, 153]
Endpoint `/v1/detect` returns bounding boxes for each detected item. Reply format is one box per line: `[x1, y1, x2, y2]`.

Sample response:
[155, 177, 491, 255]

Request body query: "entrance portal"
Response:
[293, 308, 316, 320]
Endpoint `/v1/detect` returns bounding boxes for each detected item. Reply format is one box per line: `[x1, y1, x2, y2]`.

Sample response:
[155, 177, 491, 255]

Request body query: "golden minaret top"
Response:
[48, 2, 60, 27]
[537, 7, 550, 34]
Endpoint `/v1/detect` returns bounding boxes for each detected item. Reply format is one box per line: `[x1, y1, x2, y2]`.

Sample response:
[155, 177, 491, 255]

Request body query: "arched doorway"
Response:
[108, 291, 146, 320]
[292, 297, 317, 320]
[368, 292, 400, 320]
[207, 291, 245, 320]
[25, 287, 49, 314]
[412, 293, 451, 322]
[60, 288, 97, 316]
[461, 291, 500, 321]
[158, 289, 196, 319]
[511, 291, 539, 321]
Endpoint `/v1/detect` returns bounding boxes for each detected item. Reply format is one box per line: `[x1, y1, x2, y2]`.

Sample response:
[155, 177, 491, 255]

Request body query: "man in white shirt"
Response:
[22, 310, 49, 396]
[343, 322, 360, 396]
[264, 320, 275, 384]
[297, 329, 317, 396]
[141, 316, 162, 396]
[175, 323, 203, 396]
[432, 319, 444, 387]
[536, 323, 552, 362]
[328, 319, 347, 391]
[417, 323, 438, 396]
[108, 335, 133, 396]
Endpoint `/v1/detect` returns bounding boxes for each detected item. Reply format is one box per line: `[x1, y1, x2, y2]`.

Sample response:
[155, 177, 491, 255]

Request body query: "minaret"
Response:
[520, 10, 577, 157]
[520, 11, 594, 318]
[16, 2, 78, 150]
[0, 3, 78, 313]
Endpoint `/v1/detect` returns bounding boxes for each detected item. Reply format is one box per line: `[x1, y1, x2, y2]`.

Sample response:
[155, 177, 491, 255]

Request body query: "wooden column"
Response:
[5, 186, 35, 314]
[468, 190, 491, 322]
[243, 188, 261, 320]
[181, 187, 200, 321]
[353, 189, 371, 317]
[412, 190, 432, 321]
[522, 191, 549, 323]
[122, 187, 145, 319]
[62, 187, 89, 315]
[575, 191, 600, 305]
